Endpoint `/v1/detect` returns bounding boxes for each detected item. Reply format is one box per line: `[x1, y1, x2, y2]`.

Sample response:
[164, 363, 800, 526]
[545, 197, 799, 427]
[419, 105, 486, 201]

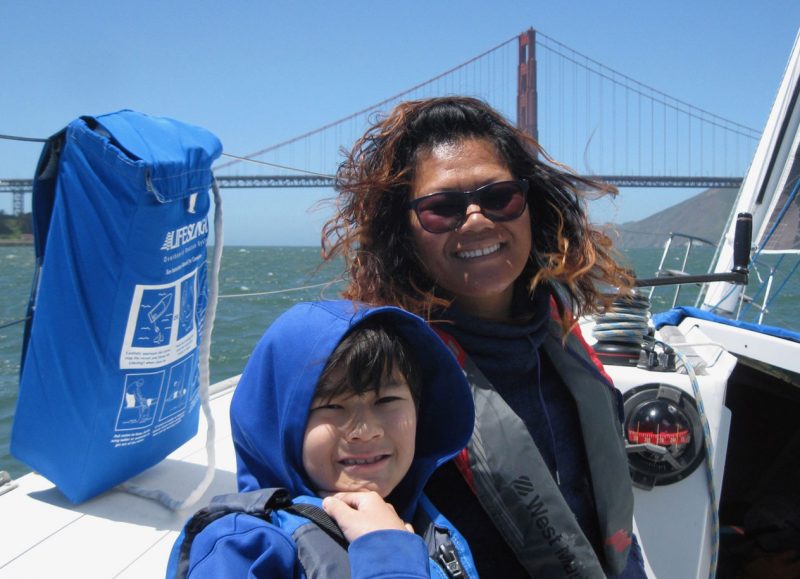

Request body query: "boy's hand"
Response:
[322, 491, 414, 542]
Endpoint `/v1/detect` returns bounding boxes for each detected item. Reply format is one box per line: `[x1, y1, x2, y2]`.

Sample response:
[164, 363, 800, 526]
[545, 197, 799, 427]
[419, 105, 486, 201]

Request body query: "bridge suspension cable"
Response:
[213, 35, 518, 171]
[3, 27, 759, 206]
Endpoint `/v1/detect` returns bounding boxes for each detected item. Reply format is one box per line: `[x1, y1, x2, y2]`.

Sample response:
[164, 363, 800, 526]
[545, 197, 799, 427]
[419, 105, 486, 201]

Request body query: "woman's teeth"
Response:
[457, 243, 501, 259]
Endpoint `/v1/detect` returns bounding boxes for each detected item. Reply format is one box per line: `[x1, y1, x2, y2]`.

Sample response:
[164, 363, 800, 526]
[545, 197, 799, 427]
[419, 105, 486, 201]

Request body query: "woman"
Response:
[322, 96, 646, 578]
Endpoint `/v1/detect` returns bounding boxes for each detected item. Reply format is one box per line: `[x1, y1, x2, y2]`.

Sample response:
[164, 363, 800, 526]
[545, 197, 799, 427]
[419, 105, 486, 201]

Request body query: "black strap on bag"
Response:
[176, 488, 348, 578]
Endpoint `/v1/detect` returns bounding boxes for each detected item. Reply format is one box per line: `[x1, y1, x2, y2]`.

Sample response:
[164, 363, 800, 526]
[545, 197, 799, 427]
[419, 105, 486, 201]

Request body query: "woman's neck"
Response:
[453, 290, 514, 322]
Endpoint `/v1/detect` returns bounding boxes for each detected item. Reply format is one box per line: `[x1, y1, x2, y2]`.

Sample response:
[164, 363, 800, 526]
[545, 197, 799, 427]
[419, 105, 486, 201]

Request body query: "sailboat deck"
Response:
[0, 377, 240, 578]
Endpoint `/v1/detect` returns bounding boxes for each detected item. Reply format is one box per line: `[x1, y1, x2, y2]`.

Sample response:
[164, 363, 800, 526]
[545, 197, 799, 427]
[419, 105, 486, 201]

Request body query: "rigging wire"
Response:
[0, 134, 336, 181]
[218, 153, 334, 178]
[706, 178, 800, 316]
[0, 282, 346, 331]
[0, 133, 48, 143]
[0, 281, 345, 335]
[0, 316, 30, 330]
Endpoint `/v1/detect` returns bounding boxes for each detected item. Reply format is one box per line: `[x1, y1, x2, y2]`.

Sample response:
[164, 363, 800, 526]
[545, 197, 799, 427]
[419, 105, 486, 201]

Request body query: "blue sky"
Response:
[2, 1, 799, 245]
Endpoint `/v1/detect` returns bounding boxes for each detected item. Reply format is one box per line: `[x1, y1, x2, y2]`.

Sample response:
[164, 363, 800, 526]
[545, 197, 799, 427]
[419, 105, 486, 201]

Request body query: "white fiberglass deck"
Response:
[0, 377, 240, 578]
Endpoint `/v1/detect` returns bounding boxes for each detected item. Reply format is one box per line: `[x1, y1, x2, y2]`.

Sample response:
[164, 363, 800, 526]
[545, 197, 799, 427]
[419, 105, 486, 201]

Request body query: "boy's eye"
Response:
[311, 402, 343, 411]
[376, 396, 403, 405]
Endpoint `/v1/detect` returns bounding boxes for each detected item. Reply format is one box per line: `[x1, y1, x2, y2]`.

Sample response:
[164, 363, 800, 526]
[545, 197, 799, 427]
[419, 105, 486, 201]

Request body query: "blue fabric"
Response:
[11, 110, 222, 503]
[652, 306, 800, 343]
[170, 494, 470, 579]
[174, 301, 478, 578]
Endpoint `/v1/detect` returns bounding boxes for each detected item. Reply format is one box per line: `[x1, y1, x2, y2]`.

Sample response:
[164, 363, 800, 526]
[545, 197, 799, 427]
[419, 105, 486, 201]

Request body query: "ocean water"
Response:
[1, 244, 798, 480]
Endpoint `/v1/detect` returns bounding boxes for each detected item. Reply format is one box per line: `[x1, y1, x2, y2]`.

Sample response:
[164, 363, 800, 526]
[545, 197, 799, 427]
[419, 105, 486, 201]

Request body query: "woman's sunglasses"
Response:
[408, 179, 529, 234]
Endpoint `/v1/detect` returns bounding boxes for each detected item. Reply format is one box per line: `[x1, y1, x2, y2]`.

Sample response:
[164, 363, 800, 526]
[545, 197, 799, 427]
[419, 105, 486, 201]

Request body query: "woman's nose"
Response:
[460, 202, 494, 231]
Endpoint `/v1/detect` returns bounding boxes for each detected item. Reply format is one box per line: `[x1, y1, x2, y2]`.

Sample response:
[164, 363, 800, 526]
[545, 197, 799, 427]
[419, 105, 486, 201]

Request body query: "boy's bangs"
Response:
[315, 318, 421, 405]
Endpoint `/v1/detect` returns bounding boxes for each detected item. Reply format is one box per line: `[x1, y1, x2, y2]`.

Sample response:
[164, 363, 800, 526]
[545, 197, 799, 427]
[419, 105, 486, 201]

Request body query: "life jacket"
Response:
[434, 314, 633, 579]
[171, 488, 474, 579]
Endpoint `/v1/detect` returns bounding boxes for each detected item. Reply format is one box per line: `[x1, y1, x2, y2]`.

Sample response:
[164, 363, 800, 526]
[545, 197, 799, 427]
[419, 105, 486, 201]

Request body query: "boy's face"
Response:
[302, 366, 417, 498]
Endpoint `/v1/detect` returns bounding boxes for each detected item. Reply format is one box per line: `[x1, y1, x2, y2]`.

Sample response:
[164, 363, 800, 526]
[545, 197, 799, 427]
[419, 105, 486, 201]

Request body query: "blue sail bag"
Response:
[11, 110, 222, 503]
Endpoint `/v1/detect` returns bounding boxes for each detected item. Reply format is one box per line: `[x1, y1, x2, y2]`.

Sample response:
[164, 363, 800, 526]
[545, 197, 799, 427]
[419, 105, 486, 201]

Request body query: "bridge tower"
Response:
[13, 189, 24, 216]
[517, 28, 538, 143]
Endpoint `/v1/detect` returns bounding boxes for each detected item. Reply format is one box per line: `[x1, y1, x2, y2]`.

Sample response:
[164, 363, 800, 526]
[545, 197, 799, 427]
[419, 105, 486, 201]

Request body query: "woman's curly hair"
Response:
[321, 96, 633, 332]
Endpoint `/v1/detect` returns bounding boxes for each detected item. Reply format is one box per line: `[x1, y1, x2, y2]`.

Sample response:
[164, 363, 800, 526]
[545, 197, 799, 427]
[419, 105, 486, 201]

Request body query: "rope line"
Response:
[671, 347, 720, 579]
[218, 279, 343, 298]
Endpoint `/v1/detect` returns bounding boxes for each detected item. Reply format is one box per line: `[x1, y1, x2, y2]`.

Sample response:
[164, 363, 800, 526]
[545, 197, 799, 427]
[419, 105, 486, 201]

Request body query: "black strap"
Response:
[286, 502, 349, 550]
[175, 489, 349, 578]
[176, 488, 292, 578]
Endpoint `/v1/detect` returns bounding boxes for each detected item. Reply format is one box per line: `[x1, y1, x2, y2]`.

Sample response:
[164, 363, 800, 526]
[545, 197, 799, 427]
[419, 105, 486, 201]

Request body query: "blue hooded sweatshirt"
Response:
[170, 301, 477, 578]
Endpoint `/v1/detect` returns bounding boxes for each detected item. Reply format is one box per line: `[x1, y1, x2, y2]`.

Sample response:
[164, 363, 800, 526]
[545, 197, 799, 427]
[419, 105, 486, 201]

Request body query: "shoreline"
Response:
[0, 239, 33, 246]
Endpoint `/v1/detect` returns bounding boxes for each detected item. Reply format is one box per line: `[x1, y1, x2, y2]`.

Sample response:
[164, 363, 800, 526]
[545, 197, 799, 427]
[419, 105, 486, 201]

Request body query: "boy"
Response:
[168, 300, 477, 578]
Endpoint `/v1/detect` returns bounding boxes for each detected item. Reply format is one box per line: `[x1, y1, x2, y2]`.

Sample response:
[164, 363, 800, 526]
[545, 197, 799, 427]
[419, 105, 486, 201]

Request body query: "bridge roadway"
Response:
[1, 174, 743, 195]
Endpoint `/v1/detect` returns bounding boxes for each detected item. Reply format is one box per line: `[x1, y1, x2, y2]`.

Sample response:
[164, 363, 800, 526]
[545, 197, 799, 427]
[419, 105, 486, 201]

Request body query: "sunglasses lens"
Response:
[412, 180, 527, 233]
[415, 193, 467, 233]
[480, 182, 526, 220]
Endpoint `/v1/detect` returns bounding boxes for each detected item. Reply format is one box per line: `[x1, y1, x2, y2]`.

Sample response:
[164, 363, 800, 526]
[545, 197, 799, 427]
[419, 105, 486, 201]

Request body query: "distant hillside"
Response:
[0, 212, 33, 240]
[607, 188, 738, 249]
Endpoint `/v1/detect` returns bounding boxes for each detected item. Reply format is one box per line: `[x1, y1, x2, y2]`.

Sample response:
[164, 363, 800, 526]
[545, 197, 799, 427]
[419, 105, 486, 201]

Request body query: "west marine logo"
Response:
[512, 475, 535, 497]
[161, 218, 208, 251]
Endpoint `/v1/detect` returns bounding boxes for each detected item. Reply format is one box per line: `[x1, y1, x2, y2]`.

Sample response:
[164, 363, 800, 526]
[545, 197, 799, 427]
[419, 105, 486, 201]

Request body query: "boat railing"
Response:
[647, 232, 718, 308]
[739, 249, 800, 324]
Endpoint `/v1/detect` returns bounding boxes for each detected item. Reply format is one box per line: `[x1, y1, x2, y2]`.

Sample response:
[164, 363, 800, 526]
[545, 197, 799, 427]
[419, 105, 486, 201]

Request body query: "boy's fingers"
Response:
[330, 491, 382, 510]
[330, 492, 360, 508]
[323, 492, 413, 542]
[322, 496, 352, 517]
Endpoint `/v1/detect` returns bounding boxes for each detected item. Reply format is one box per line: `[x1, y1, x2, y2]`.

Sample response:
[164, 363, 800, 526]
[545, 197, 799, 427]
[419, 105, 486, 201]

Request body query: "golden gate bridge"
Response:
[1, 28, 760, 216]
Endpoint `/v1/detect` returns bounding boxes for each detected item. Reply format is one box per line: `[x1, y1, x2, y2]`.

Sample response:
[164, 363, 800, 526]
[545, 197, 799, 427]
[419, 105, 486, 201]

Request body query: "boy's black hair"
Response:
[315, 316, 422, 408]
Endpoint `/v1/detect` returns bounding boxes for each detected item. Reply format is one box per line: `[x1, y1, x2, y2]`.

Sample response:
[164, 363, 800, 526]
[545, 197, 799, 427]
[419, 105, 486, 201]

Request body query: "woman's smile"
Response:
[455, 241, 503, 260]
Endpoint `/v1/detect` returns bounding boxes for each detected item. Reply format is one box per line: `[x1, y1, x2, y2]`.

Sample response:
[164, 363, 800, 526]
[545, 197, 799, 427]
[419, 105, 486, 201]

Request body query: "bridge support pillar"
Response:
[12, 189, 24, 216]
[517, 28, 538, 144]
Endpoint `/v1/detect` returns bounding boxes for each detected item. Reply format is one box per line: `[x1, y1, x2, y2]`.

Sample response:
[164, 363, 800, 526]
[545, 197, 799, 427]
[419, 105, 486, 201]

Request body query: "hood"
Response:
[230, 300, 474, 517]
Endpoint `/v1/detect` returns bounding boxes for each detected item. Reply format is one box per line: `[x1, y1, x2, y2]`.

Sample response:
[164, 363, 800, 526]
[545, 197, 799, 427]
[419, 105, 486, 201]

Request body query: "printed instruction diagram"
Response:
[115, 351, 199, 432]
[120, 269, 199, 369]
[114, 268, 203, 434]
